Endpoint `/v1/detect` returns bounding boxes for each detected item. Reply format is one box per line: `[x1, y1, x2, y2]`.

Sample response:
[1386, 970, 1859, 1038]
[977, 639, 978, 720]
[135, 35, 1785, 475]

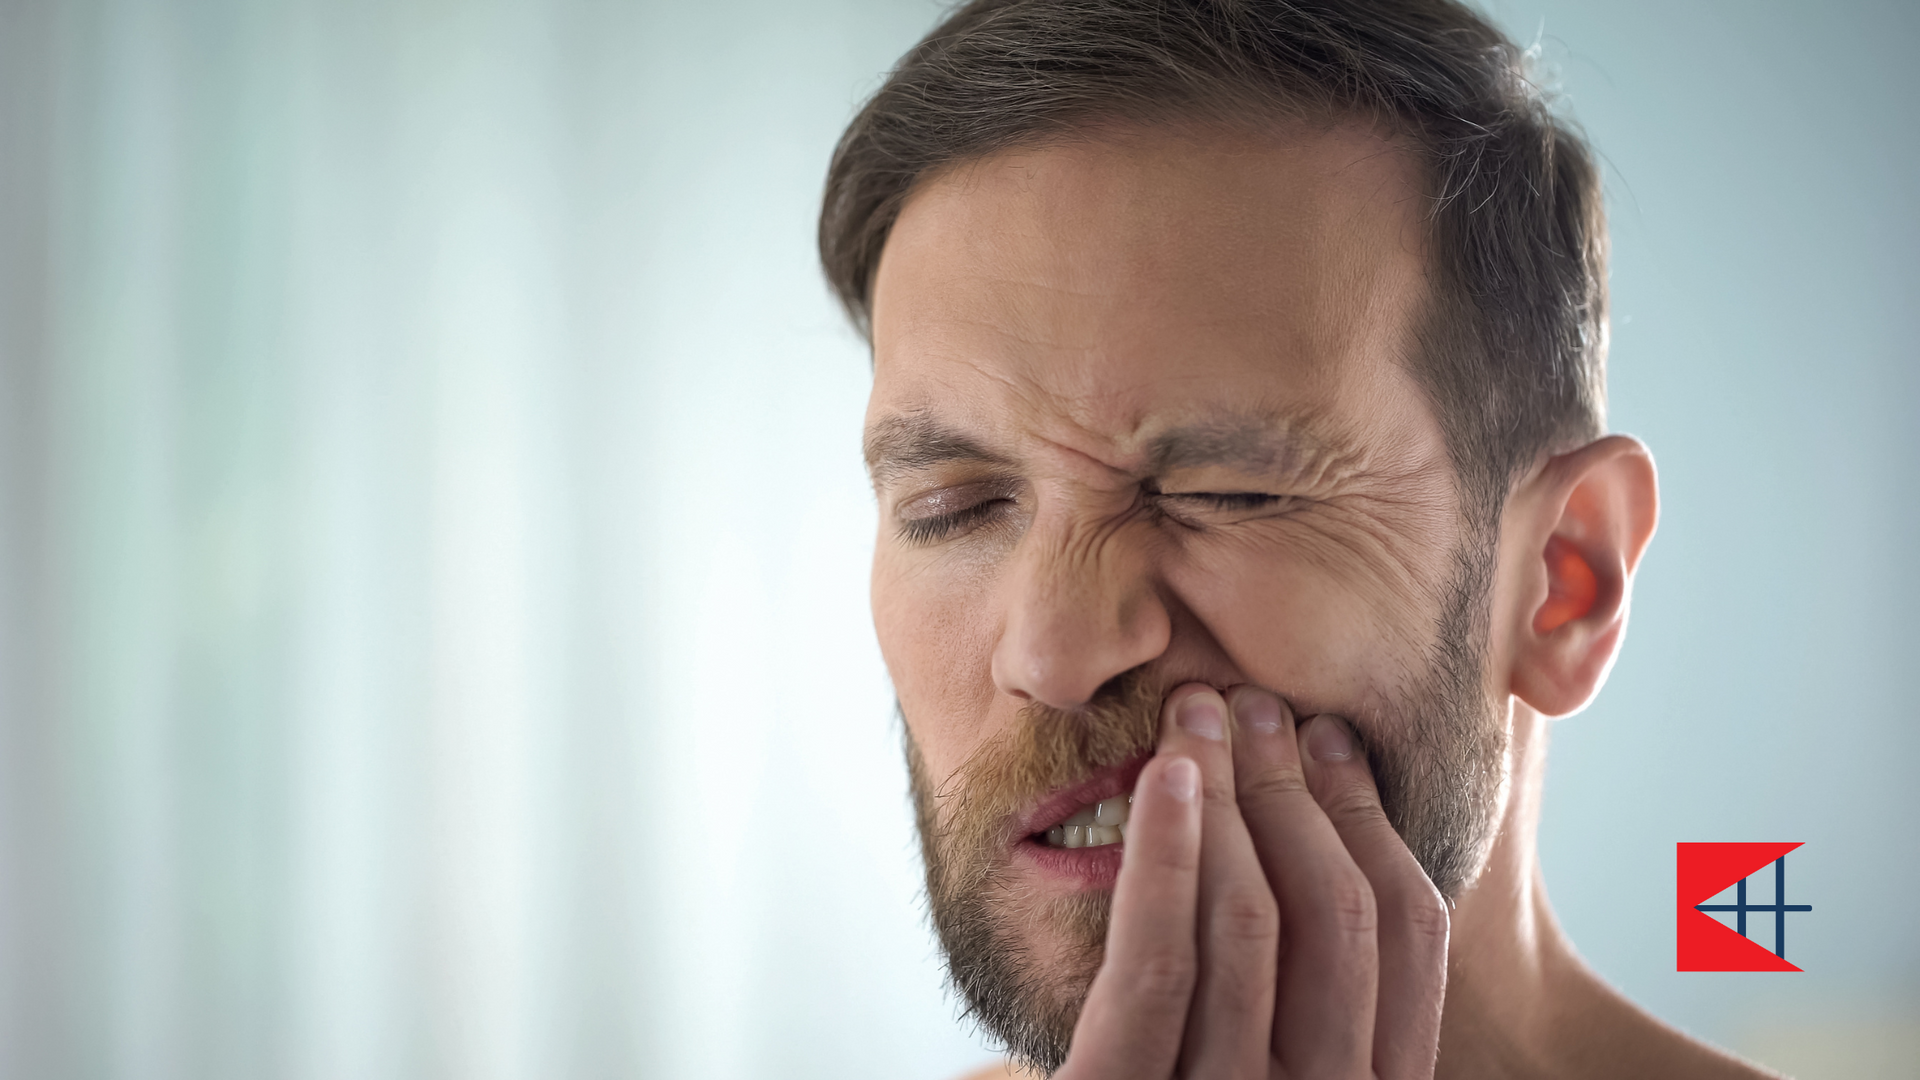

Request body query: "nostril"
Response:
[991, 580, 1169, 709]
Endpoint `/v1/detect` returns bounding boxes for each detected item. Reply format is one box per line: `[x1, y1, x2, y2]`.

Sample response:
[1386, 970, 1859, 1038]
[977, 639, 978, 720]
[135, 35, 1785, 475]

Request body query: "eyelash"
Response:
[1167, 492, 1284, 512]
[899, 498, 1014, 544]
[898, 491, 1287, 545]
[1151, 492, 1292, 531]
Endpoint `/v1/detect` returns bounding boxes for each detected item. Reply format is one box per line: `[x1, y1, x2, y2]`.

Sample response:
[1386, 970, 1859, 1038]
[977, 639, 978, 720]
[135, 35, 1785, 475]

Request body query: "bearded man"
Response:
[819, 1, 1772, 1077]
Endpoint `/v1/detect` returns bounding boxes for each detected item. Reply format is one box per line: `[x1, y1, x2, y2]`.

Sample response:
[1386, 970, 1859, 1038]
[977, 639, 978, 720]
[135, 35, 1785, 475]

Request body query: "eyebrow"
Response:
[864, 413, 1013, 488]
[1145, 415, 1353, 480]
[864, 408, 1353, 488]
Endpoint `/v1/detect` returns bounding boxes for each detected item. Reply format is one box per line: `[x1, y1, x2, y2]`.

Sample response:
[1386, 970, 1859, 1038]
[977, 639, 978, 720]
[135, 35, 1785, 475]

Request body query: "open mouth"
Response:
[1033, 794, 1132, 849]
[1014, 753, 1150, 863]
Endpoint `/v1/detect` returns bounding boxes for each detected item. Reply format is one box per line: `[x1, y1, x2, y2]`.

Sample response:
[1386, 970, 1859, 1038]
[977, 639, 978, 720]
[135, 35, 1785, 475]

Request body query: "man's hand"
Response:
[1056, 684, 1450, 1079]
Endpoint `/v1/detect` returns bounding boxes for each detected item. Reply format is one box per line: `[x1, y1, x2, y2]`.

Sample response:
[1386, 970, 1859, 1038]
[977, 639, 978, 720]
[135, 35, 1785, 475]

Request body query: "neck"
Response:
[1434, 701, 1567, 1075]
[1434, 705, 1770, 1080]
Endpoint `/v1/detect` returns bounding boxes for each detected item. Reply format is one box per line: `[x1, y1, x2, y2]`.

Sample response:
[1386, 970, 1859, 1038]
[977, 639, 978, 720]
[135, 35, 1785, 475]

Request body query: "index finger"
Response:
[1056, 755, 1202, 1080]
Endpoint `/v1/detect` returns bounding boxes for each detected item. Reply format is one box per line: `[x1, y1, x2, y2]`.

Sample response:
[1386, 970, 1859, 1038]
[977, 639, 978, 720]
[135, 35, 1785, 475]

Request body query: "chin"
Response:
[932, 877, 1110, 1075]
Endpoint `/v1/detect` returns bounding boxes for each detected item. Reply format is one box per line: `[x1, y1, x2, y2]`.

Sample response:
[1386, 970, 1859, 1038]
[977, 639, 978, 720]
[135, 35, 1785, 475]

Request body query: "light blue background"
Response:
[0, 1, 1912, 1077]
[1489, 0, 1920, 1057]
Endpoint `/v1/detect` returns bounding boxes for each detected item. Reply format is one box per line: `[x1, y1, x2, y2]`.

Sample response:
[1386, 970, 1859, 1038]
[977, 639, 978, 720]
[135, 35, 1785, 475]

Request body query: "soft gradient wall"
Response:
[1485, 3, 1920, 1074]
[0, 1, 1912, 1078]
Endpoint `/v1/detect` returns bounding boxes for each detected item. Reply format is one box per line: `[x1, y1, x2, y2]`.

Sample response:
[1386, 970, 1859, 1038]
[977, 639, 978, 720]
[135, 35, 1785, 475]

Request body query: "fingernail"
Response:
[1162, 756, 1199, 802]
[1304, 716, 1353, 761]
[1175, 692, 1225, 741]
[1237, 690, 1284, 735]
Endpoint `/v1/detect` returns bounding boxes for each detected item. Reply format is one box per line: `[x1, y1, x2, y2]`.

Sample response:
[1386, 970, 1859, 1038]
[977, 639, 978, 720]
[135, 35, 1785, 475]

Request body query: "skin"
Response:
[864, 125, 1775, 1079]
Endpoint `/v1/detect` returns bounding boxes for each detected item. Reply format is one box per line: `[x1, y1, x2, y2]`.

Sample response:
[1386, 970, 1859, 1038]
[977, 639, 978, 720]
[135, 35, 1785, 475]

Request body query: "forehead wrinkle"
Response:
[869, 396, 1377, 494]
[874, 353, 1165, 486]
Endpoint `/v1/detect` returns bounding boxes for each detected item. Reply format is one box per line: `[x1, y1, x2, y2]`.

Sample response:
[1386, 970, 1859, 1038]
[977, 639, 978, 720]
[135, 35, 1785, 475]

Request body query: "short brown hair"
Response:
[819, 0, 1608, 515]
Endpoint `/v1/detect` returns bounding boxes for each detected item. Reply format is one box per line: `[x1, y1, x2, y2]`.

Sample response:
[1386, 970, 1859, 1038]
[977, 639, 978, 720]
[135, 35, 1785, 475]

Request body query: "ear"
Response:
[1505, 435, 1659, 717]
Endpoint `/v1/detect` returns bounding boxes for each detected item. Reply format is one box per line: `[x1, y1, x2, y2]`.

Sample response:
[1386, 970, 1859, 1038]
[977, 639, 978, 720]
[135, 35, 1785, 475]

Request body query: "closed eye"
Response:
[1153, 490, 1298, 527]
[896, 483, 1021, 544]
[1165, 492, 1287, 511]
[899, 500, 1001, 543]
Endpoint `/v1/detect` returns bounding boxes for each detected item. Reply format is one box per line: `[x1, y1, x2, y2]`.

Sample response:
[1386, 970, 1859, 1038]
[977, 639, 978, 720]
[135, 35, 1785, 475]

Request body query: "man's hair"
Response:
[819, 0, 1608, 516]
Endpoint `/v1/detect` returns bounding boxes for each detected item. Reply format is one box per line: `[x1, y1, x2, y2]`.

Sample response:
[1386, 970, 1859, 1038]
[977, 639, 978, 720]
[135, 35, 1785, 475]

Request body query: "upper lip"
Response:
[1015, 754, 1153, 837]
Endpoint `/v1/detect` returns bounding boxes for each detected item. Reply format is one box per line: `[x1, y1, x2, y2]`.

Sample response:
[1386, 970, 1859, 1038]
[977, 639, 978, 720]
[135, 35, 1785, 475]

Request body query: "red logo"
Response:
[1676, 842, 1811, 972]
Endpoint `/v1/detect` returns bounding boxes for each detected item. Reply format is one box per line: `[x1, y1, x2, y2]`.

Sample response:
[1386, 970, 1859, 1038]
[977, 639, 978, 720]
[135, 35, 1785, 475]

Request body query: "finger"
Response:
[1159, 684, 1278, 1080]
[1298, 716, 1448, 1080]
[1057, 753, 1201, 1079]
[1228, 686, 1377, 1076]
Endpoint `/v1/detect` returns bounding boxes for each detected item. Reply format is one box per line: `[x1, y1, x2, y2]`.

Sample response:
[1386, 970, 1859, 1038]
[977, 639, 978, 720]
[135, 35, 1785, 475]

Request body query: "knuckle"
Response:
[1400, 880, 1452, 948]
[1322, 871, 1379, 938]
[1320, 782, 1385, 826]
[1210, 888, 1280, 947]
[1237, 766, 1310, 805]
[1125, 949, 1197, 1008]
[1201, 772, 1239, 806]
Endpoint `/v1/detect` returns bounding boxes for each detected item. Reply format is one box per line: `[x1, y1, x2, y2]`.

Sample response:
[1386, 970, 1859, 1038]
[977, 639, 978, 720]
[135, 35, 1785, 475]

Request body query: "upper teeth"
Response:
[1043, 796, 1132, 849]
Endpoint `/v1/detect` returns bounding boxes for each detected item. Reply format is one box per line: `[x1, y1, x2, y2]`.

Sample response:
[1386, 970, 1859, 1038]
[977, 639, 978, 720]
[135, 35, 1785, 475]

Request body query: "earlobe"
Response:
[1508, 436, 1659, 717]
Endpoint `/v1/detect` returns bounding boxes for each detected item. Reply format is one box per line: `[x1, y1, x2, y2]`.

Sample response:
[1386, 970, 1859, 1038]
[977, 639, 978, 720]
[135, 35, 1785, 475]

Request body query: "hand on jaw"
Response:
[1063, 683, 1448, 1080]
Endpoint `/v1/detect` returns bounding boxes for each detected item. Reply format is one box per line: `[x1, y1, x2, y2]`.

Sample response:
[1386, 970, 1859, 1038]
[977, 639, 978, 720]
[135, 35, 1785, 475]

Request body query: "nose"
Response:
[990, 515, 1171, 709]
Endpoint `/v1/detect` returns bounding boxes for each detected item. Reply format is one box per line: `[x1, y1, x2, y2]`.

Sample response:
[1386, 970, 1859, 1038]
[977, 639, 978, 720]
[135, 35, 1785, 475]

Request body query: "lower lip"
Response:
[1013, 835, 1125, 890]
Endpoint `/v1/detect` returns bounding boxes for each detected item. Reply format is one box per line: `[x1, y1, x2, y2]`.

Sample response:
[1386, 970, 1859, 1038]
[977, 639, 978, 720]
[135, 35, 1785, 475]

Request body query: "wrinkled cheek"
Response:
[1166, 553, 1423, 715]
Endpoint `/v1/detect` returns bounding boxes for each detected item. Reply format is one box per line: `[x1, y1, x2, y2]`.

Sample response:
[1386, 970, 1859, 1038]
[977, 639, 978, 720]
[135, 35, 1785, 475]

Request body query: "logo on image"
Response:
[1676, 842, 1811, 972]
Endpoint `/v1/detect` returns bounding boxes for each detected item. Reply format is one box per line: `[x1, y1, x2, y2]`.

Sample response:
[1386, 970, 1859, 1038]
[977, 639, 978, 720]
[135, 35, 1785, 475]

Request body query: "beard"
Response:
[903, 536, 1509, 1074]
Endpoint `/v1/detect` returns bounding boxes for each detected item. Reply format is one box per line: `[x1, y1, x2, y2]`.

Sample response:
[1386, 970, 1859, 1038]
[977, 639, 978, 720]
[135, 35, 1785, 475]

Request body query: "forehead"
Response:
[867, 124, 1435, 465]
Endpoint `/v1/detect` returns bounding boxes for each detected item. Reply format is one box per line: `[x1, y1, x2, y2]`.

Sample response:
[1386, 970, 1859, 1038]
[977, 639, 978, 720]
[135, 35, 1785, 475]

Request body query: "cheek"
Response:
[872, 544, 1002, 778]
[1166, 532, 1443, 711]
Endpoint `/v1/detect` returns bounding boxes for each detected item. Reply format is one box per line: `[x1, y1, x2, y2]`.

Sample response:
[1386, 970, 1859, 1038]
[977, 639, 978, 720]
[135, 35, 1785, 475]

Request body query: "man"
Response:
[819, 1, 1773, 1076]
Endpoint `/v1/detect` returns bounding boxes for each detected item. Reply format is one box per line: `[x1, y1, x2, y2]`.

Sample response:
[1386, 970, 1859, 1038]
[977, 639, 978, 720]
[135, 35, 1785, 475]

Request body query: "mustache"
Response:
[925, 668, 1163, 884]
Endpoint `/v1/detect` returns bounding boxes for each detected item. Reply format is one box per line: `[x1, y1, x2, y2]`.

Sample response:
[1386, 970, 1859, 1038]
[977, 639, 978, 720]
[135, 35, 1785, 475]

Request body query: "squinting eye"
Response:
[1154, 491, 1295, 525]
[1183, 492, 1284, 511]
[1163, 492, 1287, 510]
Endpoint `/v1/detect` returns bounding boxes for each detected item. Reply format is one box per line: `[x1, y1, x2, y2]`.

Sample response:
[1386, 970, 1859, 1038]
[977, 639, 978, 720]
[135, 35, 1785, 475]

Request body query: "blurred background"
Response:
[0, 0, 1913, 1077]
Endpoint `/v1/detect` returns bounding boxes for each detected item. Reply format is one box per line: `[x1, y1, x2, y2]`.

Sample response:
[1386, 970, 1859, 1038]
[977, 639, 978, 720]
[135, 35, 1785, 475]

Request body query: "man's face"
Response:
[864, 126, 1508, 1054]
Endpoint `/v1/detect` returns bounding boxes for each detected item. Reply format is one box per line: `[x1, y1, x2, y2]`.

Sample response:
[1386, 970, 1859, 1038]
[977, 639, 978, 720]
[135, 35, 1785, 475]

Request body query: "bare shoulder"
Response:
[1579, 1014, 1786, 1080]
[1443, 948, 1786, 1079]
[1553, 963, 1785, 1079]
